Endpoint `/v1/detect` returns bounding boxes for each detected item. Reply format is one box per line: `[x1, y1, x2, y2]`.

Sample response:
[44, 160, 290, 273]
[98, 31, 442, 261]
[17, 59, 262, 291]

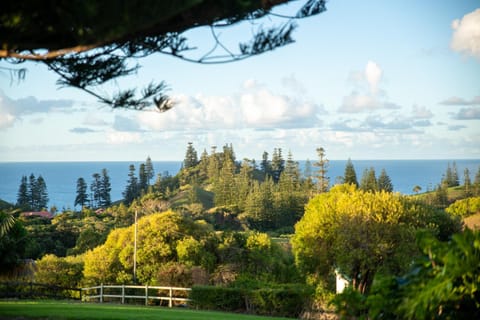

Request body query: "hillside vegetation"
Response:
[2, 144, 479, 318]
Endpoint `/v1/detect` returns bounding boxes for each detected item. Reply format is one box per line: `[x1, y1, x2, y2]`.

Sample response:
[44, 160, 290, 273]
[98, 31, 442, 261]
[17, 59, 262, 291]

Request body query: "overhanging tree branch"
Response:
[0, 0, 327, 111]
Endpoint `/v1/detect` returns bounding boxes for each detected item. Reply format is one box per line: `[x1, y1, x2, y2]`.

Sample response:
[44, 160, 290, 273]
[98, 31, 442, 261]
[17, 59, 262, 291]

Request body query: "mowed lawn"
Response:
[0, 300, 292, 320]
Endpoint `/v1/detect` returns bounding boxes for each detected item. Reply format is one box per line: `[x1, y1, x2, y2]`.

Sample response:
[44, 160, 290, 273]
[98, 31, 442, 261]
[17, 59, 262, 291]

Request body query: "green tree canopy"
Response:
[291, 184, 461, 293]
[83, 210, 213, 285]
[346, 229, 480, 320]
[0, 211, 27, 275]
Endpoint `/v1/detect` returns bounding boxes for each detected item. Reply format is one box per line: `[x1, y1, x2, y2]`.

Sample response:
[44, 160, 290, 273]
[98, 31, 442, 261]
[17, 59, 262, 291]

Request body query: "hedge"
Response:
[189, 286, 244, 312]
[189, 284, 312, 318]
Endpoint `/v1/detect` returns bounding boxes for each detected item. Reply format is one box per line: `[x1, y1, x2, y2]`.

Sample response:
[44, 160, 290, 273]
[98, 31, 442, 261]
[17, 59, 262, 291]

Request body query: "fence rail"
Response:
[82, 284, 191, 307]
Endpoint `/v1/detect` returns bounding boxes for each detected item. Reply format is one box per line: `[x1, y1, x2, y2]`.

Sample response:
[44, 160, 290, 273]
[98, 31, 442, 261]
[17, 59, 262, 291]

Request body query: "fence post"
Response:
[100, 283, 103, 303]
[145, 285, 149, 306]
[122, 284, 125, 304]
[169, 287, 173, 308]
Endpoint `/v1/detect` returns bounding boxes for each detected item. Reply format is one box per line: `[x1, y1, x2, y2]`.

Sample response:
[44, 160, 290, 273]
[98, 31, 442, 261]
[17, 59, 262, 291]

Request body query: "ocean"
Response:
[0, 160, 479, 210]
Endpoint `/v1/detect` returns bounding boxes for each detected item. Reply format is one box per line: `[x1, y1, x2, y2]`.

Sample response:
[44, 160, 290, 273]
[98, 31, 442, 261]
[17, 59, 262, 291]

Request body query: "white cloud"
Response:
[70, 127, 97, 134]
[138, 80, 324, 131]
[0, 112, 15, 129]
[339, 92, 400, 113]
[113, 115, 143, 132]
[411, 105, 434, 119]
[83, 113, 109, 126]
[451, 8, 480, 59]
[106, 131, 142, 144]
[281, 74, 307, 94]
[331, 112, 431, 132]
[0, 93, 16, 129]
[448, 125, 467, 131]
[338, 62, 400, 113]
[453, 107, 480, 120]
[440, 95, 480, 106]
[0, 90, 75, 129]
[365, 61, 382, 94]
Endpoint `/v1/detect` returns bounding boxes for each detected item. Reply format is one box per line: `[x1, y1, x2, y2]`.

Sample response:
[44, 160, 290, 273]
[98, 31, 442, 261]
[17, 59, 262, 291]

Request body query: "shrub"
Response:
[189, 283, 312, 318]
[332, 229, 480, 320]
[189, 285, 244, 311]
[445, 196, 480, 218]
[35, 254, 84, 288]
[246, 284, 312, 318]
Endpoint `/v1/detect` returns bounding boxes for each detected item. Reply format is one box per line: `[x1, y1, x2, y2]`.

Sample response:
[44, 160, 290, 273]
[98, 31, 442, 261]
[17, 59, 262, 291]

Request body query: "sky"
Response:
[1, 0, 480, 162]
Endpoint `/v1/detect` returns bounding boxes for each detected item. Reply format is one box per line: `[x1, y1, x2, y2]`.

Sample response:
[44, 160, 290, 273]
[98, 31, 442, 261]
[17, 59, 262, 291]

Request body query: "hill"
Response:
[464, 213, 480, 230]
[0, 198, 14, 210]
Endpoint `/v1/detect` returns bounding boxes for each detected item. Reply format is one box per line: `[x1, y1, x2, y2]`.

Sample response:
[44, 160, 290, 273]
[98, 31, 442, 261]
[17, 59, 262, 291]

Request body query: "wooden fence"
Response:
[82, 284, 191, 307]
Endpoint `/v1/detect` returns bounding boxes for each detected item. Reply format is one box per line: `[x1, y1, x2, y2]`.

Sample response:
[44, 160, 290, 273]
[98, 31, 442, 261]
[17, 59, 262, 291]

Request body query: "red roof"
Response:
[21, 211, 54, 219]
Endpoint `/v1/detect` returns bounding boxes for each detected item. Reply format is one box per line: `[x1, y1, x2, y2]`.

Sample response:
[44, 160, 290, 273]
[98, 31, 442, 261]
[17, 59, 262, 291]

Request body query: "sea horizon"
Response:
[1, 159, 479, 210]
[2, 157, 480, 163]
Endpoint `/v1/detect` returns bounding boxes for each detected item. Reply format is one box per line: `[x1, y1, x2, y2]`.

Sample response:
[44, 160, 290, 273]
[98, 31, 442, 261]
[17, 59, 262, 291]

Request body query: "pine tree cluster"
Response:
[16, 174, 49, 211]
[75, 168, 114, 209]
[123, 157, 155, 204]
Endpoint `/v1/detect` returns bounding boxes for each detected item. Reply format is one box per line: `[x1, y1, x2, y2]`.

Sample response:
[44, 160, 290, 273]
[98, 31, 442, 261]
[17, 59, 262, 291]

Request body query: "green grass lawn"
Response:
[0, 300, 291, 320]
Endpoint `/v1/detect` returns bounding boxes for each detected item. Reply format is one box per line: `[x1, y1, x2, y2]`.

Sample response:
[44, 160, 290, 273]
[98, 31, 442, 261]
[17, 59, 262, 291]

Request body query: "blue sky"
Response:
[1, 0, 479, 161]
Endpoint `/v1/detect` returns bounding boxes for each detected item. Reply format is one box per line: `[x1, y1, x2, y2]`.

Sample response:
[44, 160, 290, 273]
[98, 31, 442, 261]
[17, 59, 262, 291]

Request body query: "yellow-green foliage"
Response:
[291, 184, 461, 292]
[35, 254, 84, 288]
[83, 210, 213, 285]
[445, 196, 480, 218]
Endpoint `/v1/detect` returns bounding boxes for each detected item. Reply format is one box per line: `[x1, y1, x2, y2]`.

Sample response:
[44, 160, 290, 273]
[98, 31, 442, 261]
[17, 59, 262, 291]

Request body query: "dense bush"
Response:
[445, 196, 480, 217]
[189, 286, 244, 311]
[333, 229, 480, 320]
[35, 254, 84, 288]
[245, 284, 312, 317]
[189, 283, 312, 317]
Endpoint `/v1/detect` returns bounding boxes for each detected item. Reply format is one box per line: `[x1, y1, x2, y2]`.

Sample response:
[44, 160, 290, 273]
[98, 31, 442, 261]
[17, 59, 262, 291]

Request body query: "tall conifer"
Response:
[145, 156, 155, 186]
[17, 175, 29, 209]
[28, 174, 37, 210]
[183, 142, 198, 169]
[271, 148, 285, 183]
[261, 151, 271, 178]
[123, 164, 139, 204]
[463, 168, 472, 197]
[100, 168, 112, 207]
[343, 158, 358, 187]
[91, 173, 101, 208]
[36, 175, 48, 210]
[314, 147, 329, 193]
[377, 168, 393, 192]
[75, 177, 88, 208]
[138, 163, 148, 194]
[360, 167, 377, 192]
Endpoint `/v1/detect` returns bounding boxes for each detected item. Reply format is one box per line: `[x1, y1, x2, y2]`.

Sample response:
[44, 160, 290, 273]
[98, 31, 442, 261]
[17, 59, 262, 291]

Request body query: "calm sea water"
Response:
[0, 160, 479, 210]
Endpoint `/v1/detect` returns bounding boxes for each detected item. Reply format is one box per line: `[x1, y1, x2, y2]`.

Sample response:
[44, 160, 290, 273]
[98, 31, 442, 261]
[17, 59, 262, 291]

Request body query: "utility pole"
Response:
[133, 209, 137, 283]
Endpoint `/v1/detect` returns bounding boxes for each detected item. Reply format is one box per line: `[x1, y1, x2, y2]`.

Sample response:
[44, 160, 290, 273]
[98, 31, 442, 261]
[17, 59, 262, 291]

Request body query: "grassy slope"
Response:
[409, 186, 465, 202]
[0, 301, 291, 320]
[170, 185, 214, 210]
[0, 199, 14, 210]
[464, 212, 480, 230]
